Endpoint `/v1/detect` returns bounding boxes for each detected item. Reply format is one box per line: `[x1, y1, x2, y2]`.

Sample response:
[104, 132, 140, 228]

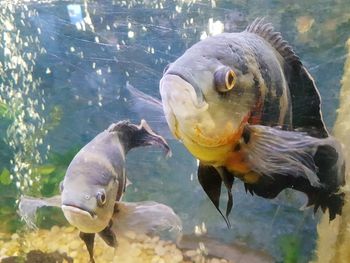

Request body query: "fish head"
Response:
[160, 34, 258, 164]
[61, 160, 122, 233]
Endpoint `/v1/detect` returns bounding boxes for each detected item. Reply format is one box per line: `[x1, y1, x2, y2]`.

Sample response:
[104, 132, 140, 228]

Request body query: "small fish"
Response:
[132, 18, 345, 224]
[19, 120, 181, 263]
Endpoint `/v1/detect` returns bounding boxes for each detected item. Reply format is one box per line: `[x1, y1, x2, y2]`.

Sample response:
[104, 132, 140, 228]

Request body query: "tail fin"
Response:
[242, 125, 346, 220]
[304, 191, 344, 221]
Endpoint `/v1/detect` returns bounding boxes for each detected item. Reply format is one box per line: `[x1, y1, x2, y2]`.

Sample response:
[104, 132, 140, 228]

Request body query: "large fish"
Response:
[158, 18, 345, 224]
[19, 120, 181, 263]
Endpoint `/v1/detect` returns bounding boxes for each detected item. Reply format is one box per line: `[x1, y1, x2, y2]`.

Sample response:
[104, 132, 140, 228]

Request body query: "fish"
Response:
[19, 120, 182, 263]
[157, 18, 346, 224]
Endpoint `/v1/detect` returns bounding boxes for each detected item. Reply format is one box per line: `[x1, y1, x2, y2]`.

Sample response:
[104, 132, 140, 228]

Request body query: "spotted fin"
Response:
[246, 18, 328, 138]
[197, 164, 234, 228]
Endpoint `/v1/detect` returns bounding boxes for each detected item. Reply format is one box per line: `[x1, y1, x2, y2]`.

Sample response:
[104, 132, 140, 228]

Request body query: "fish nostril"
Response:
[84, 194, 90, 200]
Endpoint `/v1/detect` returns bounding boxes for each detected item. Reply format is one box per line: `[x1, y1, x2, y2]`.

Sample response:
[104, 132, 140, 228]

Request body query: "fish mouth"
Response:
[160, 75, 239, 147]
[160, 74, 209, 110]
[61, 204, 97, 219]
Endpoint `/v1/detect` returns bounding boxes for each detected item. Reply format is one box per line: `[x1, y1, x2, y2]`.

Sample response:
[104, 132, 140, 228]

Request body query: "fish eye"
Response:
[96, 191, 106, 206]
[214, 66, 237, 93]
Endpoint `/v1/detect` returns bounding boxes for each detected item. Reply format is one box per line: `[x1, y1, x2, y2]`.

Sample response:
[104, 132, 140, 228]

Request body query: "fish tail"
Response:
[304, 190, 344, 221]
[241, 125, 345, 219]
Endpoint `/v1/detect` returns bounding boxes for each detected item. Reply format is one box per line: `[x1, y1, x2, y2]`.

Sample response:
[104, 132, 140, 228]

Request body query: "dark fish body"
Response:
[159, 18, 345, 223]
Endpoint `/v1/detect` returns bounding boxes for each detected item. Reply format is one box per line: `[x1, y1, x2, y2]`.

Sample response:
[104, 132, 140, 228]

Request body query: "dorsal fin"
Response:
[245, 17, 301, 65]
[246, 18, 328, 138]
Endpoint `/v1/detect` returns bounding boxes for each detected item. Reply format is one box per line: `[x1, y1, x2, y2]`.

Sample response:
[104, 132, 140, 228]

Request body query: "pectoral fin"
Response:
[79, 232, 95, 263]
[197, 164, 234, 228]
[98, 220, 117, 247]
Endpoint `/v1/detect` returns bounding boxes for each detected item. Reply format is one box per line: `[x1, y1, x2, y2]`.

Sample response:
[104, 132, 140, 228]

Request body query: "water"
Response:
[0, 0, 349, 262]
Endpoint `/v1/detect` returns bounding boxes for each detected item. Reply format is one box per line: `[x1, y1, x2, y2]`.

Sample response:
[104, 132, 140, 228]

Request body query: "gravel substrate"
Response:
[0, 226, 231, 263]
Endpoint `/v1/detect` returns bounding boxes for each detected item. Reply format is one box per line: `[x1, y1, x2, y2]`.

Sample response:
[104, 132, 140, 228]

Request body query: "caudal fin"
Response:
[241, 125, 345, 220]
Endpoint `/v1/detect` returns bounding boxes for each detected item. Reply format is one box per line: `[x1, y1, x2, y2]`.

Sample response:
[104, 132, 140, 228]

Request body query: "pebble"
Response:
[184, 249, 198, 257]
[156, 245, 167, 256]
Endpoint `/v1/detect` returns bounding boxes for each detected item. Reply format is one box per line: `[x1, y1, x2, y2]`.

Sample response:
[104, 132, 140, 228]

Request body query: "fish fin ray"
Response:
[198, 164, 231, 228]
[108, 119, 171, 156]
[246, 18, 327, 137]
[18, 195, 61, 229]
[126, 82, 163, 109]
[245, 17, 300, 66]
[216, 167, 235, 220]
[113, 201, 182, 237]
[98, 221, 117, 247]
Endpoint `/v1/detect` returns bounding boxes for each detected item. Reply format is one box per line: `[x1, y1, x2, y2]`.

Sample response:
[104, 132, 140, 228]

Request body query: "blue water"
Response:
[0, 0, 349, 262]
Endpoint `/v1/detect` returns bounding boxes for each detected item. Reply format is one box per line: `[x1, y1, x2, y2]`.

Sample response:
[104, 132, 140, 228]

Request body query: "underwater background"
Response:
[0, 0, 349, 262]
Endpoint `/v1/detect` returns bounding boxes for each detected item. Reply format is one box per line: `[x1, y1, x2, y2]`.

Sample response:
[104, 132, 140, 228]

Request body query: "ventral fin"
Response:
[216, 167, 235, 219]
[79, 232, 96, 263]
[246, 18, 328, 138]
[197, 163, 232, 228]
[98, 220, 117, 247]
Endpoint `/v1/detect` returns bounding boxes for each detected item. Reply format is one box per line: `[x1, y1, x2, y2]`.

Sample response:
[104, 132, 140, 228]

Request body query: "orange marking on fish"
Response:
[248, 95, 263, 125]
[224, 114, 252, 174]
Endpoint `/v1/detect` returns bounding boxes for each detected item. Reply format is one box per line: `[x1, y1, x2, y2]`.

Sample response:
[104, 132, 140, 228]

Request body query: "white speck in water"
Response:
[199, 242, 208, 255]
[200, 31, 208, 40]
[128, 31, 135, 38]
[175, 5, 182, 13]
[201, 222, 207, 234]
[45, 67, 51, 74]
[208, 18, 224, 36]
[96, 69, 102, 75]
[95, 36, 100, 43]
[92, 62, 96, 69]
[70, 46, 75, 52]
[190, 173, 194, 181]
[194, 225, 201, 236]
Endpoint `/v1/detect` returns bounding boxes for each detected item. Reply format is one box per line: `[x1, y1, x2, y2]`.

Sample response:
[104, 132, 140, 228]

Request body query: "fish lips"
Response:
[160, 73, 208, 110]
[62, 204, 106, 233]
